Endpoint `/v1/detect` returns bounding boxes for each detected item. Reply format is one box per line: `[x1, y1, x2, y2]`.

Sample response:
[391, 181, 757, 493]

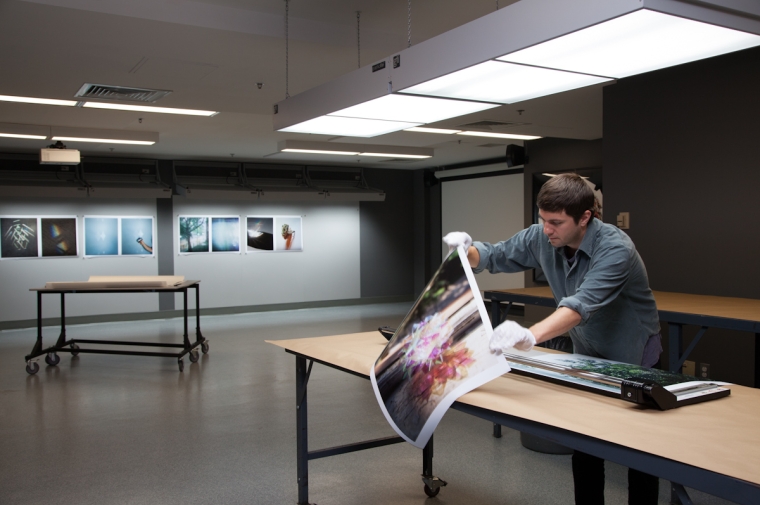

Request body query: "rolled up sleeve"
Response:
[473, 226, 542, 274]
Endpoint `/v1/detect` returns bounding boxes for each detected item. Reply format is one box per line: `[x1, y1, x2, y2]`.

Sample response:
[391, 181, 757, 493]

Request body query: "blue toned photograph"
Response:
[211, 217, 240, 252]
[85, 217, 118, 256]
[121, 217, 154, 255]
[179, 217, 209, 253]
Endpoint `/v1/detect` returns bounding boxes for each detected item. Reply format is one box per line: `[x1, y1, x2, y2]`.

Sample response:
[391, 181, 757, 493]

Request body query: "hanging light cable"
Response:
[285, 0, 290, 99]
[357, 11, 361, 68]
[407, 0, 412, 48]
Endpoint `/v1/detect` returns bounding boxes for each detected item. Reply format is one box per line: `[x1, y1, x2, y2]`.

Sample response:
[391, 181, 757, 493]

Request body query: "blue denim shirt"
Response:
[473, 219, 660, 365]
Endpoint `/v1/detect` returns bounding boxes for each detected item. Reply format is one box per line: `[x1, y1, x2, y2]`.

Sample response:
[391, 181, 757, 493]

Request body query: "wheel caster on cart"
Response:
[201, 341, 209, 354]
[26, 360, 40, 375]
[188, 350, 199, 363]
[178, 358, 184, 372]
[422, 475, 447, 498]
[70, 343, 80, 357]
[45, 352, 61, 366]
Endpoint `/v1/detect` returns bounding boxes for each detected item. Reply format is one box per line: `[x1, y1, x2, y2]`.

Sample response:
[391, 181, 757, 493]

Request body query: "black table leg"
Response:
[490, 300, 501, 327]
[27, 291, 43, 359]
[182, 288, 190, 348]
[296, 356, 310, 505]
[668, 323, 683, 373]
[422, 435, 447, 497]
[55, 293, 67, 348]
[755, 333, 760, 389]
[194, 284, 203, 341]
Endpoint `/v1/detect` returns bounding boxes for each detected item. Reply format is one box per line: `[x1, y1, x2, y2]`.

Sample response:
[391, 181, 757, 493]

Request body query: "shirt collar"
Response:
[552, 217, 600, 258]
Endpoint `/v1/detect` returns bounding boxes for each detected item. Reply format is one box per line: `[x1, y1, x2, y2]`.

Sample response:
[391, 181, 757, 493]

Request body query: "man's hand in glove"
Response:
[489, 320, 536, 354]
[442, 231, 472, 253]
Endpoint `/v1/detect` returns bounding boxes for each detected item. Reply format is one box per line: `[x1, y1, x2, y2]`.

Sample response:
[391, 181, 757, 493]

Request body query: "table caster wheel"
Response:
[201, 341, 209, 354]
[45, 353, 60, 366]
[70, 344, 80, 357]
[188, 350, 199, 363]
[26, 361, 40, 375]
[424, 484, 440, 498]
[178, 359, 184, 372]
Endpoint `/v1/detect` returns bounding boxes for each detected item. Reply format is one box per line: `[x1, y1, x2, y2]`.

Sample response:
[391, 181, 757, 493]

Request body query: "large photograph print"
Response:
[84, 217, 118, 257]
[246, 217, 274, 252]
[178, 217, 210, 253]
[121, 217, 154, 256]
[274, 216, 302, 251]
[41, 218, 78, 257]
[1, 217, 38, 258]
[370, 246, 510, 449]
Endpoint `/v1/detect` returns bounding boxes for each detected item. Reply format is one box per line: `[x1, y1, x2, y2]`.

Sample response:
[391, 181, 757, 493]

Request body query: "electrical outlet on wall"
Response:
[616, 212, 630, 229]
[699, 363, 710, 379]
[682, 360, 696, 376]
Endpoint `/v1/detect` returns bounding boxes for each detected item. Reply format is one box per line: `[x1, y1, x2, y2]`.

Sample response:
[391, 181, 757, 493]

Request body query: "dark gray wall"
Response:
[604, 46, 760, 386]
[360, 168, 415, 298]
[604, 46, 760, 299]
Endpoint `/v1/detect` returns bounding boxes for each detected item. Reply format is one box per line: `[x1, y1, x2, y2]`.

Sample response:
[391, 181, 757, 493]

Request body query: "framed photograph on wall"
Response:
[84, 216, 119, 257]
[246, 216, 274, 252]
[178, 216, 210, 253]
[274, 216, 303, 252]
[120, 217, 155, 256]
[41, 217, 78, 257]
[211, 216, 240, 253]
[1, 217, 39, 259]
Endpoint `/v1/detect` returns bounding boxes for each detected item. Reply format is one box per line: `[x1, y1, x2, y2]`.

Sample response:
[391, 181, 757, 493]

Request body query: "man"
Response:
[444, 173, 661, 505]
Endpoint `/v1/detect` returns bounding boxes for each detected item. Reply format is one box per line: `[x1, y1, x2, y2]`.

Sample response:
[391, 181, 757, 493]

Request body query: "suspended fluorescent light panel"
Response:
[330, 94, 498, 123]
[499, 9, 760, 78]
[400, 60, 611, 104]
[279, 115, 421, 138]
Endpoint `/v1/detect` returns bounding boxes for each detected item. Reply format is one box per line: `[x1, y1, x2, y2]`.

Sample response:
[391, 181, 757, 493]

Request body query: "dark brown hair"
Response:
[537, 173, 595, 224]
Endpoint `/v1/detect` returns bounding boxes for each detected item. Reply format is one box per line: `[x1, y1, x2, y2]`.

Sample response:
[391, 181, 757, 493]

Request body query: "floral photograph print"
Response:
[274, 216, 302, 252]
[370, 246, 510, 449]
[246, 217, 274, 252]
[179, 217, 209, 253]
[1, 217, 38, 258]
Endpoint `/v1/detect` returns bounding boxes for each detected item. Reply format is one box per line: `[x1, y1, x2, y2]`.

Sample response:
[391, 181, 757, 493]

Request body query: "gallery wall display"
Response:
[1, 216, 78, 259]
[274, 216, 303, 252]
[178, 216, 240, 254]
[84, 216, 155, 258]
[246, 216, 274, 252]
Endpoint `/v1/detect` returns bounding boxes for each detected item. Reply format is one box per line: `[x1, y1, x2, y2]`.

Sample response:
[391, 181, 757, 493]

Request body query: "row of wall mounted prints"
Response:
[0, 215, 303, 259]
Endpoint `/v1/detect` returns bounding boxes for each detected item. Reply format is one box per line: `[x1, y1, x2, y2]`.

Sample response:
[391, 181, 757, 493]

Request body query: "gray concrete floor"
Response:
[0, 303, 731, 504]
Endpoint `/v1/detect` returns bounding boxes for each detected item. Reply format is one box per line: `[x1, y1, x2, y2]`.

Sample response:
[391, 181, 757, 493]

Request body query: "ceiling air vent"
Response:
[75, 83, 172, 103]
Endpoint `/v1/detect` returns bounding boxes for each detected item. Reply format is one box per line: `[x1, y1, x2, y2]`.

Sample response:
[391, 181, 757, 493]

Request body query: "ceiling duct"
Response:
[80, 158, 171, 198]
[75, 83, 172, 103]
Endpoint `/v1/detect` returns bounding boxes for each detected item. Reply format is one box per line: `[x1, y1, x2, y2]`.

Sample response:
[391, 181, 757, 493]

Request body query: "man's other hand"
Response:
[442, 231, 472, 253]
[489, 321, 536, 353]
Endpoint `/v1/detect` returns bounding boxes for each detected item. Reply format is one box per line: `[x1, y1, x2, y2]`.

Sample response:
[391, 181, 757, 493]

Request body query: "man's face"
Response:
[539, 209, 589, 249]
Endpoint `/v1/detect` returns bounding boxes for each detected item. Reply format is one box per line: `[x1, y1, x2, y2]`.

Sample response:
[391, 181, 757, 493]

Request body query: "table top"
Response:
[486, 287, 760, 324]
[31, 280, 200, 292]
[268, 331, 760, 486]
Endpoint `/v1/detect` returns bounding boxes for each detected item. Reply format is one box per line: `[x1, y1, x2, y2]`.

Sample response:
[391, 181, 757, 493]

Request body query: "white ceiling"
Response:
[0, 0, 607, 169]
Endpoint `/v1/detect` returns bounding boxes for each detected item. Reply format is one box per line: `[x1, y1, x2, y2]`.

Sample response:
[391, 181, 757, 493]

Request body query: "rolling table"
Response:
[25, 280, 208, 374]
[269, 332, 760, 505]
[485, 287, 760, 386]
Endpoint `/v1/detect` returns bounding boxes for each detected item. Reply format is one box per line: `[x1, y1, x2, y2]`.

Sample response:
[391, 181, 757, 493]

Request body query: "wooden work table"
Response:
[485, 287, 760, 385]
[270, 331, 760, 505]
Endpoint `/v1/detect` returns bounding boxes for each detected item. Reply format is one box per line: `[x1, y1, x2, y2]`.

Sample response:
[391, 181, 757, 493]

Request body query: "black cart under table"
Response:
[25, 280, 207, 374]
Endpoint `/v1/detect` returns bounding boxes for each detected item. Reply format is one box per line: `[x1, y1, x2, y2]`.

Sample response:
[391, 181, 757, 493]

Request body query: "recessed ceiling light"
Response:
[458, 131, 541, 140]
[329, 94, 498, 124]
[51, 136, 156, 145]
[83, 102, 218, 116]
[0, 133, 47, 140]
[281, 148, 359, 156]
[279, 115, 421, 137]
[0, 95, 77, 107]
[359, 152, 431, 159]
[400, 60, 611, 104]
[404, 127, 462, 134]
[499, 10, 760, 78]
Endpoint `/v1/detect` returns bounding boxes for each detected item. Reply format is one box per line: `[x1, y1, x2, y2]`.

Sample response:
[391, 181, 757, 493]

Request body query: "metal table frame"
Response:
[284, 345, 760, 505]
[25, 280, 207, 374]
[484, 289, 760, 387]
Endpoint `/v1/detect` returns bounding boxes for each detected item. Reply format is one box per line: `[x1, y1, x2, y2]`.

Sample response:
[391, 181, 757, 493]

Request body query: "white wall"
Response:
[441, 172, 525, 292]
[0, 198, 160, 321]
[171, 199, 360, 309]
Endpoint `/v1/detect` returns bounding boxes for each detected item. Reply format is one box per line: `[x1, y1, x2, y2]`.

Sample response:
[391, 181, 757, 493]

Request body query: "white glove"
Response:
[489, 321, 536, 353]
[442, 231, 472, 253]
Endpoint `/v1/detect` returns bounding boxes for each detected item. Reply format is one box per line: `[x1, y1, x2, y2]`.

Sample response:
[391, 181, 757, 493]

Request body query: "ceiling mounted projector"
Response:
[40, 141, 80, 165]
